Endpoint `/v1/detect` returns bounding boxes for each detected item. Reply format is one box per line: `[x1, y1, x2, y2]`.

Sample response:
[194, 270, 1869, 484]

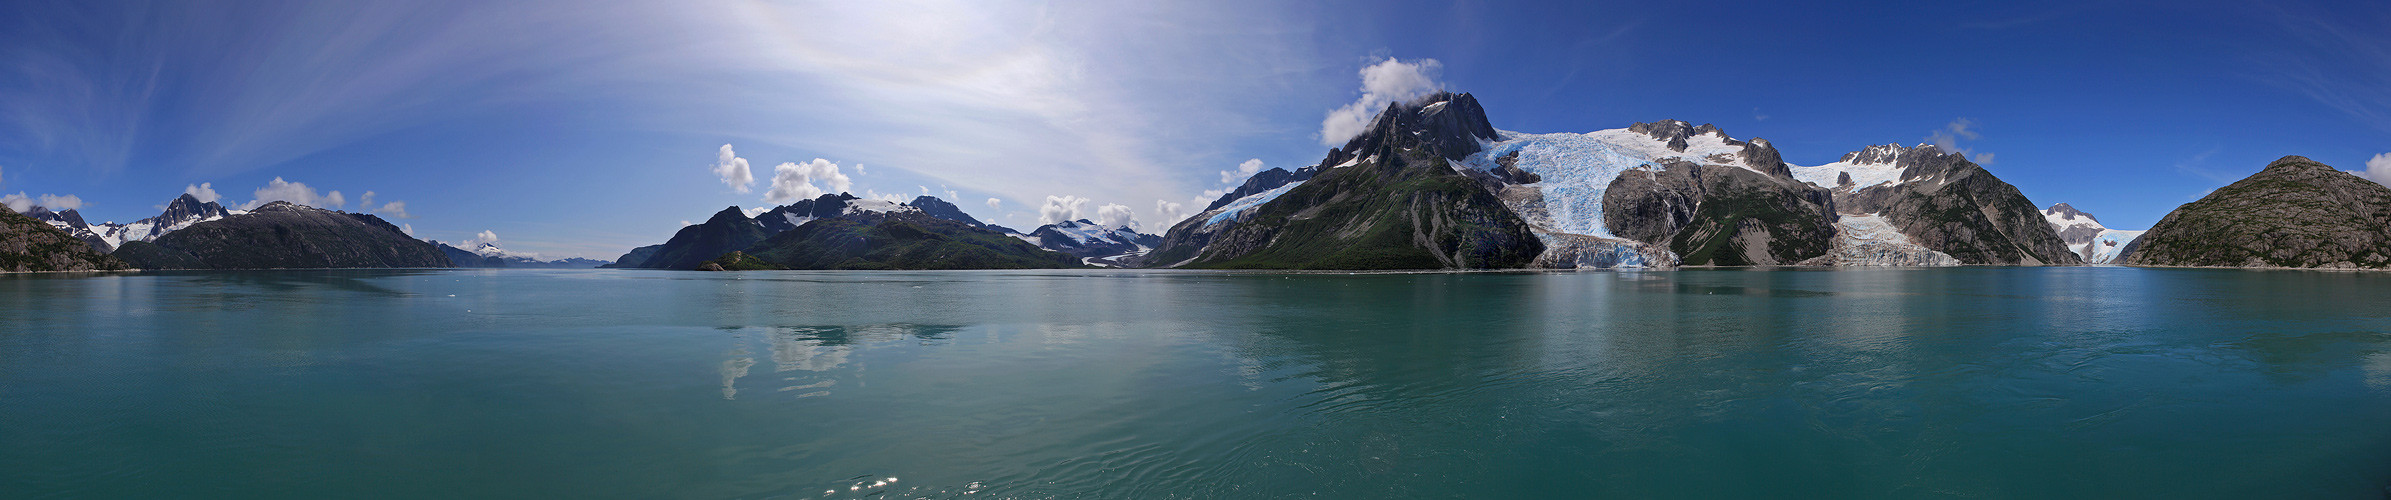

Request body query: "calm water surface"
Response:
[4, 268, 2390, 499]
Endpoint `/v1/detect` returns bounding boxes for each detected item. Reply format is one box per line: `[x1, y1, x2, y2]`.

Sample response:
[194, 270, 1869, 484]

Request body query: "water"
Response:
[4, 268, 2390, 499]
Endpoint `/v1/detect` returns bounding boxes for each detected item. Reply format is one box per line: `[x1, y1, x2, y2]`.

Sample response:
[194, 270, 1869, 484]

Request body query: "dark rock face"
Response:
[0, 205, 131, 272]
[741, 211, 1080, 270]
[1820, 145, 2080, 265]
[113, 194, 235, 243]
[115, 202, 450, 269]
[758, 194, 859, 233]
[630, 206, 772, 270]
[2125, 156, 2391, 268]
[906, 196, 984, 227]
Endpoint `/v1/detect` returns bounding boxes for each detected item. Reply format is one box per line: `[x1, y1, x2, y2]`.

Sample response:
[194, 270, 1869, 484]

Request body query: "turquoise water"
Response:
[4, 268, 2390, 499]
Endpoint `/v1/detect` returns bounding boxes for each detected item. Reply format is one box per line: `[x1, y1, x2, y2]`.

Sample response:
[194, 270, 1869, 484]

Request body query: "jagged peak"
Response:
[2043, 203, 2100, 225]
[705, 205, 752, 224]
[1329, 90, 1497, 164]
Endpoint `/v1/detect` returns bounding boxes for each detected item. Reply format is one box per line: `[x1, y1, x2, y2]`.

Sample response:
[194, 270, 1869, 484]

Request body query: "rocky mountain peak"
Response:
[251, 201, 313, 213]
[161, 193, 230, 222]
[906, 196, 984, 227]
[2043, 203, 2099, 224]
[706, 206, 754, 225]
[1839, 144, 1917, 165]
[1320, 91, 1497, 166]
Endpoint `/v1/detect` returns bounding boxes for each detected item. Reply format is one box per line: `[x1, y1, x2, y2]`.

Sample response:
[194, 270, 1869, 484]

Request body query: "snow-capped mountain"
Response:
[20, 206, 115, 253]
[1018, 219, 1161, 266]
[18, 193, 238, 253]
[1790, 143, 2081, 266]
[2042, 203, 2143, 264]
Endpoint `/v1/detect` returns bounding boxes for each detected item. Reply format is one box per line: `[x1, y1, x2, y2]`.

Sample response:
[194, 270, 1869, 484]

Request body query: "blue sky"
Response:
[1, 0, 2387, 258]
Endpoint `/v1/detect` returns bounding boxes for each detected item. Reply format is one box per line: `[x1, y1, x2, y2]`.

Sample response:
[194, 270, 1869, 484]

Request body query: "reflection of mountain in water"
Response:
[719, 324, 969, 400]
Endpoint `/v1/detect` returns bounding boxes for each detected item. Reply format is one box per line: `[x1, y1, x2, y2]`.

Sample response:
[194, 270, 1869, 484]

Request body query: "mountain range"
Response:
[2, 90, 2382, 273]
[609, 194, 1086, 270]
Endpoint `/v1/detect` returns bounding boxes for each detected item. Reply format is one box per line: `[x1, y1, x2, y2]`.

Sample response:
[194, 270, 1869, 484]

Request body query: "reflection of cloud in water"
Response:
[720, 350, 755, 400]
[2366, 352, 2391, 390]
[771, 327, 853, 372]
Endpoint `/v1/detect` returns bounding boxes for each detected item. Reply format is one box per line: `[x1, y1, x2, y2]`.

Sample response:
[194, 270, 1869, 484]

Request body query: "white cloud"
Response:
[863, 189, 905, 203]
[943, 185, 959, 203]
[243, 177, 345, 210]
[1221, 158, 1265, 184]
[986, 198, 1003, 210]
[183, 183, 222, 203]
[1320, 57, 1443, 146]
[465, 230, 501, 248]
[854, 164, 866, 175]
[1154, 199, 1186, 226]
[713, 144, 755, 193]
[1094, 203, 1137, 229]
[2365, 153, 2391, 186]
[744, 206, 771, 218]
[1039, 195, 1090, 225]
[1925, 118, 1994, 165]
[401, 224, 414, 236]
[357, 191, 413, 219]
[763, 158, 855, 204]
[4, 192, 86, 213]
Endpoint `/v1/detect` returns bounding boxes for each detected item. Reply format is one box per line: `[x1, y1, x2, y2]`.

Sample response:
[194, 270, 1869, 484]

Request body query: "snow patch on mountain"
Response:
[1789, 145, 1914, 190]
[842, 199, 920, 215]
[1456, 127, 1754, 239]
[1203, 179, 1306, 227]
[2076, 229, 2144, 265]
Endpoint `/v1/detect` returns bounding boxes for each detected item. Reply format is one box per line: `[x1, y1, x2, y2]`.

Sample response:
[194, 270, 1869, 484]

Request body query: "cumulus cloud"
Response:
[242, 177, 345, 210]
[986, 198, 1003, 210]
[1039, 195, 1090, 225]
[1320, 57, 1444, 146]
[1925, 118, 1995, 165]
[462, 230, 502, 251]
[401, 224, 414, 236]
[1155, 199, 1186, 226]
[357, 191, 413, 219]
[713, 144, 755, 193]
[1220, 158, 1265, 184]
[763, 158, 855, 204]
[1095, 203, 1138, 229]
[854, 164, 867, 175]
[183, 183, 222, 203]
[2365, 153, 2391, 186]
[4, 192, 85, 213]
[943, 185, 960, 203]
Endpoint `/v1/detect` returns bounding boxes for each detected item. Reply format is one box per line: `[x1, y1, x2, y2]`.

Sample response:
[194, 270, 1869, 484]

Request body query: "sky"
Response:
[1, 0, 2388, 259]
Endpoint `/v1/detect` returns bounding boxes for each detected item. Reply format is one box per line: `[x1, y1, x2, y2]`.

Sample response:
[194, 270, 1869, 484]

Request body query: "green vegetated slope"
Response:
[0, 205, 131, 272]
[2125, 155, 2391, 269]
[112, 202, 447, 270]
[741, 212, 1080, 270]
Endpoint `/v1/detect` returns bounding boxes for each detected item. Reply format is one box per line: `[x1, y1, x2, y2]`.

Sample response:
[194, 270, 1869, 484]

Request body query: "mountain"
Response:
[1453, 119, 1839, 268]
[0, 205, 131, 272]
[435, 240, 613, 269]
[18, 194, 238, 254]
[20, 206, 115, 253]
[738, 209, 1080, 270]
[756, 193, 858, 233]
[623, 206, 773, 270]
[599, 244, 663, 268]
[110, 201, 451, 269]
[2123, 156, 2391, 269]
[101, 194, 233, 246]
[908, 195, 988, 227]
[1018, 219, 1161, 266]
[1142, 92, 1544, 269]
[2040, 203, 2143, 264]
[437, 242, 507, 267]
[1790, 144, 2081, 266]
